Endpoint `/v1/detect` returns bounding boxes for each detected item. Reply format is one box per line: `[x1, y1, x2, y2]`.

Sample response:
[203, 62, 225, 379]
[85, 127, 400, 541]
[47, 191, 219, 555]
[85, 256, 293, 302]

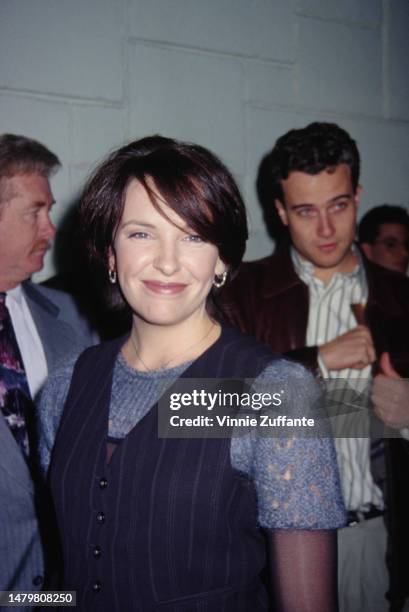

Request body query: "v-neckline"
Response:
[102, 326, 227, 467]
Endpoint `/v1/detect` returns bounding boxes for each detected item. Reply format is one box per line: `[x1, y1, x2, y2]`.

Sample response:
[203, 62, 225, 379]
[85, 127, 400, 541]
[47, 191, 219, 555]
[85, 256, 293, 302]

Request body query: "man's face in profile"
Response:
[0, 173, 55, 290]
[275, 163, 361, 282]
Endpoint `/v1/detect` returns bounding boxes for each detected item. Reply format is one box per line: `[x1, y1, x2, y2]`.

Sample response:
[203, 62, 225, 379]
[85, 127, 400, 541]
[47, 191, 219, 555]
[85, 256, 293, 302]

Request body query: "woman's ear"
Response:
[108, 246, 116, 272]
[215, 257, 227, 277]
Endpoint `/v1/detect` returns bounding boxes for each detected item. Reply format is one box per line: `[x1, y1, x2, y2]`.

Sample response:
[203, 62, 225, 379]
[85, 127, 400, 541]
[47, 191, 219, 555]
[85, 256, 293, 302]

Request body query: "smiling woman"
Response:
[80, 136, 247, 369]
[37, 136, 345, 612]
[109, 178, 226, 341]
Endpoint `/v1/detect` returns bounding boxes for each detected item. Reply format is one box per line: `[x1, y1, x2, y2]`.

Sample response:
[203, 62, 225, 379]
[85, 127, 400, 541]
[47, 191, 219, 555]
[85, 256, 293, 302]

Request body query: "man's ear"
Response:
[354, 185, 363, 208]
[360, 242, 372, 260]
[275, 199, 288, 226]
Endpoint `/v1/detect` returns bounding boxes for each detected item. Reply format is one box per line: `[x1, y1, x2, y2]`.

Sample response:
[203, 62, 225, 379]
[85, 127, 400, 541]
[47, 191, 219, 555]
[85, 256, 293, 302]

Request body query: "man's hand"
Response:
[371, 352, 409, 429]
[318, 325, 376, 371]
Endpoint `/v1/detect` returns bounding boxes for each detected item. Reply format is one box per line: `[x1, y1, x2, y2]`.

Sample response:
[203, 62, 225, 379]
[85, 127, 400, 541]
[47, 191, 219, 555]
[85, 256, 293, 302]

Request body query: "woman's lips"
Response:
[143, 280, 187, 294]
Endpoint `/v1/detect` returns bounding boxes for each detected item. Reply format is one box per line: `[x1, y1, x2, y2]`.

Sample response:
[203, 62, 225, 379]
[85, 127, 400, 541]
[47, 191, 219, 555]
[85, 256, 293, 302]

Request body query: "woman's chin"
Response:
[133, 310, 189, 328]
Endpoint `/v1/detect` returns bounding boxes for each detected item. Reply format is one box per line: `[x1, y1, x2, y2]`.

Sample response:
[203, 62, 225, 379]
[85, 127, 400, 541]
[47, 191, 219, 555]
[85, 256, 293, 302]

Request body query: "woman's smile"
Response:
[142, 279, 188, 295]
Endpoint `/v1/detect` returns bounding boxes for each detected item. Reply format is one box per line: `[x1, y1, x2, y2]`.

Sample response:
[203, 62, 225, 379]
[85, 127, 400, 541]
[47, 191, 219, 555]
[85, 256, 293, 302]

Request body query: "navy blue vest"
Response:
[49, 326, 277, 611]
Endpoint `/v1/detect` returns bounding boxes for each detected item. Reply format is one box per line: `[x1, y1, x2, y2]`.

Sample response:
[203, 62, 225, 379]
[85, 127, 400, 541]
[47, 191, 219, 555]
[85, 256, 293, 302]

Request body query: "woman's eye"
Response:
[129, 231, 149, 239]
[184, 234, 203, 243]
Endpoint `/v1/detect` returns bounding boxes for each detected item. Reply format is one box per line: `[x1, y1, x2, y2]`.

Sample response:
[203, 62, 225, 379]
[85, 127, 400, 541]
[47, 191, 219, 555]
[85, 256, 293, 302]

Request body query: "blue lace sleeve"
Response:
[231, 359, 346, 530]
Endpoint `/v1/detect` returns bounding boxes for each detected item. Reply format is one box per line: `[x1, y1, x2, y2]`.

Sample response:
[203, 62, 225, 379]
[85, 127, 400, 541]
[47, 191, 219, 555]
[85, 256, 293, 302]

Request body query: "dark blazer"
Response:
[0, 282, 95, 596]
[221, 245, 409, 610]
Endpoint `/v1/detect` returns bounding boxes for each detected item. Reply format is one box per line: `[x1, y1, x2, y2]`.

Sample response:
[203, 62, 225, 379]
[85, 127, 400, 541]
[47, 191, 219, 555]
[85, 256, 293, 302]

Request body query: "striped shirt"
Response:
[291, 247, 384, 512]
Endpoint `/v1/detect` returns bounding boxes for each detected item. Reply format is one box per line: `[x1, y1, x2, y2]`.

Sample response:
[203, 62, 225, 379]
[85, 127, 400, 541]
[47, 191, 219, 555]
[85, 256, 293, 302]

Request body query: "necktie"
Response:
[0, 292, 32, 456]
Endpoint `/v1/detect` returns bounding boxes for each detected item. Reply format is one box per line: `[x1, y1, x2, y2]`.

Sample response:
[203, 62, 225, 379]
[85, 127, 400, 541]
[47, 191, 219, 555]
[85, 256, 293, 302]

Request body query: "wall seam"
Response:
[294, 11, 380, 31]
[126, 37, 295, 65]
[0, 88, 123, 108]
[382, 0, 390, 120]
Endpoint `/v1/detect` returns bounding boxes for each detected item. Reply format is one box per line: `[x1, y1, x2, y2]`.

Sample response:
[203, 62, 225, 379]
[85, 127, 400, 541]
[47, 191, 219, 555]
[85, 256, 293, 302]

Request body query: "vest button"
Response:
[93, 546, 102, 559]
[32, 575, 43, 586]
[96, 511, 105, 524]
[99, 477, 108, 489]
[92, 580, 102, 593]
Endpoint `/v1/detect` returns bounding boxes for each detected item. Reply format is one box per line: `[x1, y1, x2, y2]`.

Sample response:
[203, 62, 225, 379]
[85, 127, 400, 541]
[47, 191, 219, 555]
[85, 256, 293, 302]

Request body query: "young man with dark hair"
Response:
[358, 204, 409, 274]
[0, 133, 95, 598]
[223, 122, 409, 612]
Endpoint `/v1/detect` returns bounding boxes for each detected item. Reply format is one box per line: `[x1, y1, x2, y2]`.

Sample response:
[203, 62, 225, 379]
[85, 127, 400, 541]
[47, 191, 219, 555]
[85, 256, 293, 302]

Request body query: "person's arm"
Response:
[285, 325, 376, 375]
[283, 345, 320, 373]
[36, 357, 77, 476]
[267, 529, 338, 612]
[236, 361, 345, 609]
[318, 325, 376, 371]
[372, 352, 409, 432]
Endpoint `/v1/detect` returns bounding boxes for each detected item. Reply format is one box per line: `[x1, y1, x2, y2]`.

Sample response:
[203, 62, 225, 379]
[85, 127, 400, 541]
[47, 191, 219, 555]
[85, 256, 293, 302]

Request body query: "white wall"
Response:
[1, 0, 408, 277]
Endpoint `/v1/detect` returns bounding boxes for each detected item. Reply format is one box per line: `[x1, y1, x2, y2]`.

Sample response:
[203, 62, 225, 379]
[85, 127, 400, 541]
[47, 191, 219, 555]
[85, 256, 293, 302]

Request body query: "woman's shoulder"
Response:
[258, 355, 317, 384]
[39, 336, 126, 413]
[220, 324, 279, 359]
[73, 335, 126, 362]
[220, 325, 316, 382]
[38, 352, 81, 410]
[254, 356, 321, 415]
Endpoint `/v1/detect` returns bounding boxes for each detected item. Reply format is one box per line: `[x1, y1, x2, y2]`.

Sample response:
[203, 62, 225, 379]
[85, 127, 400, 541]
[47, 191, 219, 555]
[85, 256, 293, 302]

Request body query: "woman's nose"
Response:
[153, 241, 181, 276]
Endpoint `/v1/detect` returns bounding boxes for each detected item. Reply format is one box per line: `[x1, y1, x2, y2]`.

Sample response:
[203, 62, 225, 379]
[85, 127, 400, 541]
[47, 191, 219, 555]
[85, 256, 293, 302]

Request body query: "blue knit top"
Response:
[37, 348, 345, 530]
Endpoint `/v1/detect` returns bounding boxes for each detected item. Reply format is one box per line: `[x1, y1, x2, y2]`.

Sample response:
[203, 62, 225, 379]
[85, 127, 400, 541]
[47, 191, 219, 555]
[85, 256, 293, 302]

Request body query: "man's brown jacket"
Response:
[221, 244, 409, 611]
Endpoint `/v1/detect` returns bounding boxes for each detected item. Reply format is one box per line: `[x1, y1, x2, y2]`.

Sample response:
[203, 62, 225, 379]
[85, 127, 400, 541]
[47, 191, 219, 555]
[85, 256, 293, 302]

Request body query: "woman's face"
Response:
[110, 179, 226, 327]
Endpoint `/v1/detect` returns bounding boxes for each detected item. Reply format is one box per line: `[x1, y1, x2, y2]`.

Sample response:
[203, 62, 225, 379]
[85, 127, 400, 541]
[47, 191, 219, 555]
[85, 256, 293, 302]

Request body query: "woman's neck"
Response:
[122, 313, 221, 372]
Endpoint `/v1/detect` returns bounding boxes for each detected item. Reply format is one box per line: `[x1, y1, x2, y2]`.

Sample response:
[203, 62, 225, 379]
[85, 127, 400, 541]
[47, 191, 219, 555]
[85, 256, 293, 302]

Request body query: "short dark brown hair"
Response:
[0, 133, 60, 202]
[267, 122, 360, 204]
[358, 204, 409, 244]
[80, 135, 248, 311]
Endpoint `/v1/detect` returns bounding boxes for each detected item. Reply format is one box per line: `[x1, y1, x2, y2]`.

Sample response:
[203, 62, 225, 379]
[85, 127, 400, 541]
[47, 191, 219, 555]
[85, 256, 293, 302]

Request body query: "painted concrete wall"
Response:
[1, 0, 408, 278]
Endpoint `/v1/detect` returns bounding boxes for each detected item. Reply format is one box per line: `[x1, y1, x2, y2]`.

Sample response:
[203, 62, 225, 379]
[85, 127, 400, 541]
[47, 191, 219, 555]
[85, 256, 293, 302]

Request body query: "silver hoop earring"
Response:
[213, 271, 227, 288]
[108, 269, 117, 284]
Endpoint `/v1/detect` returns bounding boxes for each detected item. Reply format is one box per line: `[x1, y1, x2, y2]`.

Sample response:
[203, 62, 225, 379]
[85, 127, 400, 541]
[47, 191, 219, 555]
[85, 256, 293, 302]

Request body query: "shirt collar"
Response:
[291, 244, 365, 287]
[5, 284, 24, 305]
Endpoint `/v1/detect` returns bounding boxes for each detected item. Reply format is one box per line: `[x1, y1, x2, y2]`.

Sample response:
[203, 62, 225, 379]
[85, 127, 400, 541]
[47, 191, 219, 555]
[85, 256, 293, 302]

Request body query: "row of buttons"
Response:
[93, 477, 108, 594]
